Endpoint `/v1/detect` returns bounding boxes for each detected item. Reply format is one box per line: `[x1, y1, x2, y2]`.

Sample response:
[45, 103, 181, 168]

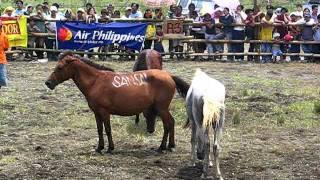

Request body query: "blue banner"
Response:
[56, 22, 147, 51]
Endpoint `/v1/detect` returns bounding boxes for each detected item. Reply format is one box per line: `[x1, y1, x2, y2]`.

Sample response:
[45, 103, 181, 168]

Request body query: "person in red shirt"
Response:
[0, 20, 10, 88]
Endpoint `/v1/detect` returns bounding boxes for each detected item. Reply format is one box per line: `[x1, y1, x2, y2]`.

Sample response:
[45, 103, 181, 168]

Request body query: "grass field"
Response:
[0, 60, 319, 179]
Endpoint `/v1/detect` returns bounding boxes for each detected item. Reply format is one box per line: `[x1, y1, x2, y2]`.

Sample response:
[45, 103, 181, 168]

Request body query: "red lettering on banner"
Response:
[1, 23, 21, 35]
[163, 20, 183, 34]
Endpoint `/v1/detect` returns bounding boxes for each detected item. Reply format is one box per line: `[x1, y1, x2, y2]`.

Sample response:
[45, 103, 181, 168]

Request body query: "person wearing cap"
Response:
[52, 3, 64, 18]
[301, 12, 315, 61]
[121, 7, 131, 19]
[76, 8, 86, 21]
[0, 20, 10, 89]
[2, 7, 15, 17]
[13, 0, 25, 16]
[45, 6, 63, 61]
[24, 4, 34, 16]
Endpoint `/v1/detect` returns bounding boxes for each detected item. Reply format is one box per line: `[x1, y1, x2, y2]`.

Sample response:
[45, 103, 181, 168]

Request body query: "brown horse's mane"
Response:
[58, 51, 115, 72]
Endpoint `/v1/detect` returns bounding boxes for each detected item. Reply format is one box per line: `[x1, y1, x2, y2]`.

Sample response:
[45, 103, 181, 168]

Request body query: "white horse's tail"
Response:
[202, 96, 224, 130]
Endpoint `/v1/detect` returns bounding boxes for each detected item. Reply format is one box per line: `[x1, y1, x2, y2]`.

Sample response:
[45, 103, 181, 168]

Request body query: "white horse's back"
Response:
[188, 69, 225, 103]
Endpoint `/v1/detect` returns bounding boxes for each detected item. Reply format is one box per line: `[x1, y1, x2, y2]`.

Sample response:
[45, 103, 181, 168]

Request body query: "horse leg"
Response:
[201, 129, 212, 179]
[135, 114, 140, 125]
[213, 109, 225, 180]
[143, 106, 157, 133]
[157, 109, 175, 152]
[191, 123, 197, 166]
[102, 113, 114, 153]
[94, 113, 104, 153]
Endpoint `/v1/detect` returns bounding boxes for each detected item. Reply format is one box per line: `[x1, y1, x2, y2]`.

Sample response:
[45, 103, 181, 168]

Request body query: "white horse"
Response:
[185, 69, 226, 179]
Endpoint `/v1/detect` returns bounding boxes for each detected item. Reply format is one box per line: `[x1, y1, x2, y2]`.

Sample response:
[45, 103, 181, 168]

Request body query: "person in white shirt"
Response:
[121, 7, 132, 19]
[129, 3, 143, 19]
[45, 6, 64, 61]
[232, 5, 247, 61]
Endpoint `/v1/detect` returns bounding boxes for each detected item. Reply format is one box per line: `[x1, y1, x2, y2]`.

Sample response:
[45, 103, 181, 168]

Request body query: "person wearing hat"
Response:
[0, 20, 10, 89]
[13, 0, 25, 16]
[2, 7, 15, 17]
[121, 7, 131, 19]
[76, 8, 86, 21]
[45, 6, 63, 61]
[24, 4, 34, 16]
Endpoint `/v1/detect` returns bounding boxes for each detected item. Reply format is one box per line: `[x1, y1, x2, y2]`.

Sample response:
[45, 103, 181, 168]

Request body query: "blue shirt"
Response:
[13, 9, 25, 16]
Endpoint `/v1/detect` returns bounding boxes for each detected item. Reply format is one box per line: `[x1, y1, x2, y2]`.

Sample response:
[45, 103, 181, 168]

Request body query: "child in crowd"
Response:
[272, 33, 284, 63]
[154, 25, 165, 54]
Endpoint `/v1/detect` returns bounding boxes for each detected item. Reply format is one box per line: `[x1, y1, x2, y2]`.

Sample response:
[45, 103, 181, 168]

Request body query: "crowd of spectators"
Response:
[1, 0, 320, 63]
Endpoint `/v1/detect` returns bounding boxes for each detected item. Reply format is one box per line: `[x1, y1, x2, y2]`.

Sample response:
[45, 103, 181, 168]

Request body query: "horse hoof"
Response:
[156, 146, 166, 153]
[106, 148, 113, 154]
[95, 148, 103, 154]
[201, 174, 213, 180]
[167, 148, 176, 152]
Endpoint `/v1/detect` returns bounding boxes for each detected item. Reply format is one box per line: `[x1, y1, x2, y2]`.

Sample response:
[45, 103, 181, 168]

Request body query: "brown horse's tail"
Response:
[171, 75, 190, 99]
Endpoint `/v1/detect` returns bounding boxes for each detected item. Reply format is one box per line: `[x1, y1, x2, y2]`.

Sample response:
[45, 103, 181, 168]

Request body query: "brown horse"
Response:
[133, 49, 163, 124]
[45, 52, 189, 153]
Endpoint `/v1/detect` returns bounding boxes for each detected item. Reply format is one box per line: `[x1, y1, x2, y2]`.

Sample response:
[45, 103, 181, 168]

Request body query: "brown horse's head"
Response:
[45, 52, 77, 90]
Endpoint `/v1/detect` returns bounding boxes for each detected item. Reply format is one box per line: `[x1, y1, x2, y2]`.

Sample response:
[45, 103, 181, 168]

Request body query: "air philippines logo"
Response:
[58, 27, 73, 41]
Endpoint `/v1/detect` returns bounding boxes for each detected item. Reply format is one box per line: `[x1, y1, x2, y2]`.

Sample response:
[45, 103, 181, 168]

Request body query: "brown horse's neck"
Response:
[71, 61, 98, 96]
